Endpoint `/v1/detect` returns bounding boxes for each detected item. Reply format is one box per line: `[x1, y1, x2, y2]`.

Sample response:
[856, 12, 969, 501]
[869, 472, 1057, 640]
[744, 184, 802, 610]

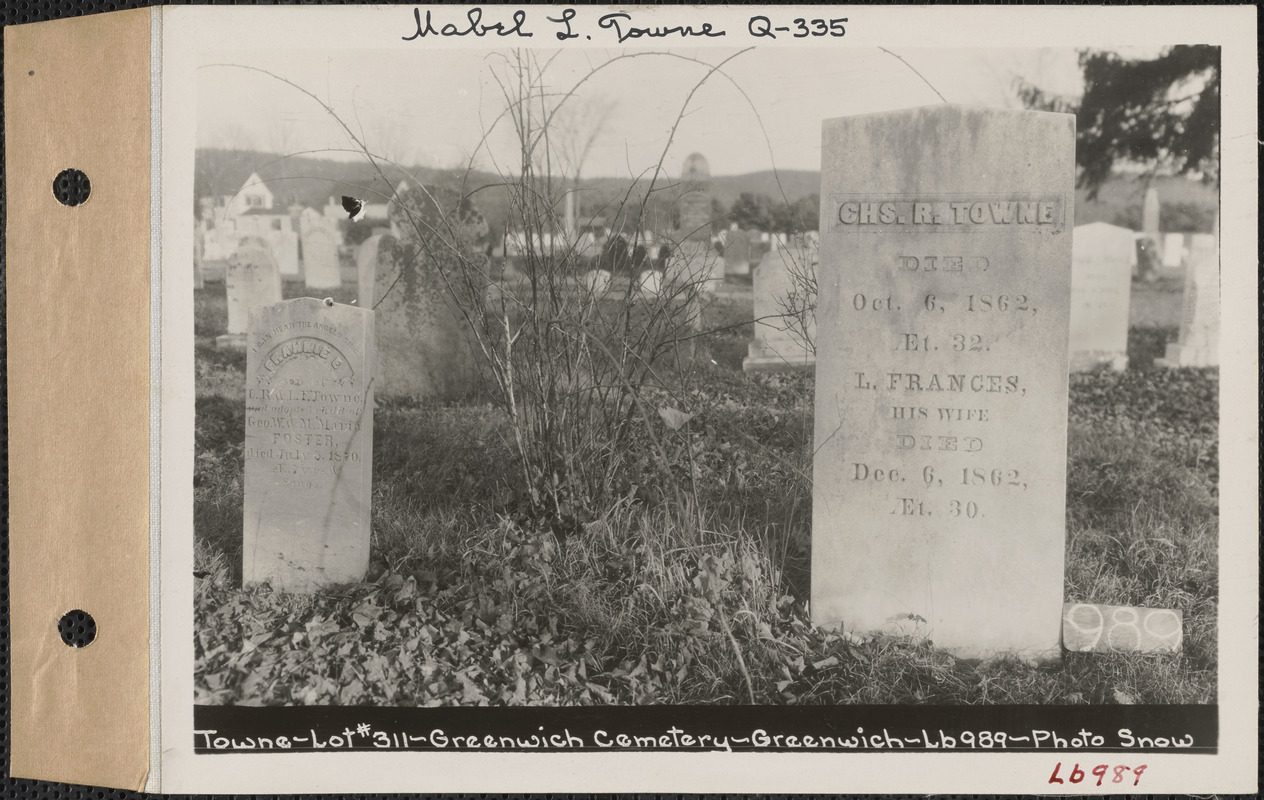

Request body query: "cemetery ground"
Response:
[194, 273, 1217, 707]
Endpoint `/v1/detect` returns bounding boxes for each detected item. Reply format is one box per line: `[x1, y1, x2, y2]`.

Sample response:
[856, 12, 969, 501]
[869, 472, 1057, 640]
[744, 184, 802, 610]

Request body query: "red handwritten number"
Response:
[1133, 765, 1147, 786]
[1069, 764, 1085, 784]
[1092, 764, 1108, 786]
[1112, 766, 1129, 783]
[1048, 763, 1064, 784]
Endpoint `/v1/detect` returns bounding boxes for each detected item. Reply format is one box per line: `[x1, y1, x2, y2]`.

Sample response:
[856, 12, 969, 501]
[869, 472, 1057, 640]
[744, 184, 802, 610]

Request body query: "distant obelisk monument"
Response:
[670, 152, 721, 296]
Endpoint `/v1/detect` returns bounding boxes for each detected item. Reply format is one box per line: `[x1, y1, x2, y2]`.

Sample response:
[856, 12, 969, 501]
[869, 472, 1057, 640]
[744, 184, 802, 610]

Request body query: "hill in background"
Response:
[196, 149, 1218, 236]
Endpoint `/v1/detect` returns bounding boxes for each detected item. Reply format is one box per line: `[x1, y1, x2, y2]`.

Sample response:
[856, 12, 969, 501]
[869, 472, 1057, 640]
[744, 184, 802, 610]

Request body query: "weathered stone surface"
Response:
[273, 228, 300, 277]
[217, 246, 282, 350]
[665, 240, 722, 296]
[1161, 232, 1185, 269]
[242, 298, 374, 592]
[723, 229, 752, 276]
[812, 105, 1075, 662]
[637, 269, 663, 297]
[677, 153, 713, 243]
[1062, 603, 1182, 653]
[301, 224, 341, 289]
[1142, 187, 1160, 239]
[1157, 231, 1219, 367]
[743, 239, 816, 372]
[366, 235, 480, 399]
[582, 269, 613, 295]
[1069, 222, 1133, 372]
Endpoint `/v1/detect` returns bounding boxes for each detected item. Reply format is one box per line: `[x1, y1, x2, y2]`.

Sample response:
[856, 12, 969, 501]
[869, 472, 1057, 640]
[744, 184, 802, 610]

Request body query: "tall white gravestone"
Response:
[813, 106, 1075, 662]
[302, 224, 341, 290]
[242, 298, 375, 592]
[1069, 222, 1134, 371]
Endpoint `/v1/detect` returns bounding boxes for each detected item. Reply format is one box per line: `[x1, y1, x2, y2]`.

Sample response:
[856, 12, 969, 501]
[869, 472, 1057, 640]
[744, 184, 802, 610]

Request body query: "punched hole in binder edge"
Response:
[52, 168, 91, 207]
[58, 609, 97, 648]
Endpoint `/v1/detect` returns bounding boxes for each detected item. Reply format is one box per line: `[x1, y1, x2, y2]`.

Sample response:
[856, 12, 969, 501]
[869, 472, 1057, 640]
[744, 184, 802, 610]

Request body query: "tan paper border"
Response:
[5, 9, 151, 790]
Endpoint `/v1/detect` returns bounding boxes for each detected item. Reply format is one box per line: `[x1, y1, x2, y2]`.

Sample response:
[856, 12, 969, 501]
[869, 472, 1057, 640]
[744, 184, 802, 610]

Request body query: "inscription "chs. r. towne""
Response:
[832, 196, 1065, 232]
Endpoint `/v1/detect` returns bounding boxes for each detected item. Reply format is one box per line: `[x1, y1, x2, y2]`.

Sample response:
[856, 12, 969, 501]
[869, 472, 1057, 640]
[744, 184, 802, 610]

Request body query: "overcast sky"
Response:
[197, 47, 1093, 179]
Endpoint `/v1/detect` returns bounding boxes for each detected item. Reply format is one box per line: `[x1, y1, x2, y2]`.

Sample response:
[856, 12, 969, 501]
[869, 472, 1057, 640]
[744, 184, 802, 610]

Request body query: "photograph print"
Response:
[190, 36, 1221, 725]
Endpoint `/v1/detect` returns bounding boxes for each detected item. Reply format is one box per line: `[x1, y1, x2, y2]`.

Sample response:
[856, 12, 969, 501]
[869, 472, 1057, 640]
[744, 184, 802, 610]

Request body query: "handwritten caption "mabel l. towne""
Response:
[402, 8, 848, 44]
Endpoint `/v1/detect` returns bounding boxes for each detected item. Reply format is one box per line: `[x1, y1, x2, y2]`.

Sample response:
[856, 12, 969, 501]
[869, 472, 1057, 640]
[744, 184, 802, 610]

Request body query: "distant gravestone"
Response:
[1069, 222, 1133, 371]
[582, 269, 613, 295]
[1142, 187, 1161, 240]
[273, 229, 300, 277]
[743, 241, 816, 372]
[355, 234, 385, 306]
[637, 269, 663, 297]
[724, 230, 753, 276]
[193, 227, 205, 290]
[813, 105, 1074, 663]
[302, 224, 341, 289]
[1156, 232, 1219, 367]
[367, 235, 479, 399]
[666, 240, 722, 295]
[216, 246, 282, 350]
[1161, 232, 1186, 269]
[242, 297, 375, 592]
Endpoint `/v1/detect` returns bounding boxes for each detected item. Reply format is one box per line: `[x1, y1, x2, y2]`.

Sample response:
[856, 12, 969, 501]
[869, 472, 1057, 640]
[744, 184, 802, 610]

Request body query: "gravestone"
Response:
[582, 268, 613, 295]
[216, 246, 282, 350]
[637, 269, 663, 297]
[1069, 222, 1133, 371]
[1161, 232, 1185, 269]
[355, 234, 385, 306]
[242, 298, 375, 592]
[1142, 187, 1160, 241]
[193, 227, 204, 290]
[1156, 231, 1219, 367]
[301, 224, 341, 289]
[743, 239, 816, 372]
[367, 235, 479, 398]
[273, 229, 300, 277]
[813, 105, 1074, 662]
[724, 229, 752, 276]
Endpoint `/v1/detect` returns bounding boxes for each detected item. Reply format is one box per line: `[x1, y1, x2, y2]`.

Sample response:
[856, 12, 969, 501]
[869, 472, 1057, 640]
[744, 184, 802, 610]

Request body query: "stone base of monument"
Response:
[1155, 343, 1217, 368]
[742, 342, 815, 373]
[214, 333, 247, 350]
[1069, 350, 1128, 372]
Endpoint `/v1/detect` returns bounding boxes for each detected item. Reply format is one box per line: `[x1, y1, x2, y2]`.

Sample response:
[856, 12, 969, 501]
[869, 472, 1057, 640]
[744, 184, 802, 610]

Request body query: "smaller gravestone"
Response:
[582, 269, 613, 295]
[216, 246, 282, 350]
[1156, 232, 1219, 367]
[1069, 222, 1133, 371]
[724, 229, 752, 276]
[242, 297, 375, 592]
[302, 224, 341, 289]
[355, 234, 385, 306]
